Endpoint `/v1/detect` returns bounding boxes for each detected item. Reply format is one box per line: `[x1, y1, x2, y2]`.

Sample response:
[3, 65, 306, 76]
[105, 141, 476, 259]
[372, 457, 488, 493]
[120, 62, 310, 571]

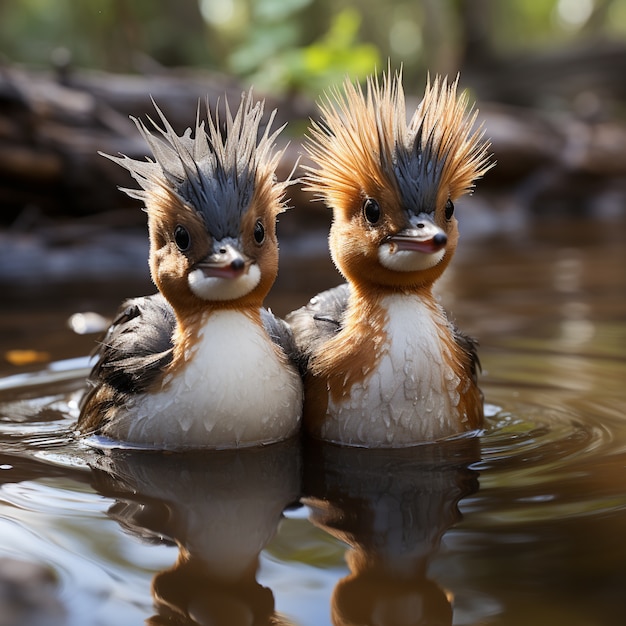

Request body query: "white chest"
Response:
[324, 295, 461, 446]
[109, 311, 303, 448]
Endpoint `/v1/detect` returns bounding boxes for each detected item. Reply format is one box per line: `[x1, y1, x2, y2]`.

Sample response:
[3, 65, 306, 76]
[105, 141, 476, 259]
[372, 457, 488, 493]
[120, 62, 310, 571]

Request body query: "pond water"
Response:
[0, 212, 624, 625]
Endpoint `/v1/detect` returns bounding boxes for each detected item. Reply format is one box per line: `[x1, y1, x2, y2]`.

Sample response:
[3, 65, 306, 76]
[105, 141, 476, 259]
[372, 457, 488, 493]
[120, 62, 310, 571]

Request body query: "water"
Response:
[0, 213, 624, 625]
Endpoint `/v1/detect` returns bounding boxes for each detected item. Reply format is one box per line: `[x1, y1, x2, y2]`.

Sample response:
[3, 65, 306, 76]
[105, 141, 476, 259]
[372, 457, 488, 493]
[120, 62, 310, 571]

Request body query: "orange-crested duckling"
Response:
[76, 92, 303, 449]
[287, 71, 492, 447]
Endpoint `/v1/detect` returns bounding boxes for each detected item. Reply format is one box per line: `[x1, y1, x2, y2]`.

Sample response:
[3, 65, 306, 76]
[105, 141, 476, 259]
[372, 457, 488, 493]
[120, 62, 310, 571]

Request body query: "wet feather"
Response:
[304, 71, 493, 216]
[101, 92, 289, 240]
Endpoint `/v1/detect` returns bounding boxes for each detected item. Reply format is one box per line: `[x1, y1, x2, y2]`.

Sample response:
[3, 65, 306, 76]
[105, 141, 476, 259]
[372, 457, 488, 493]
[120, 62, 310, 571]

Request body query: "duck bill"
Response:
[196, 240, 251, 279]
[387, 215, 447, 254]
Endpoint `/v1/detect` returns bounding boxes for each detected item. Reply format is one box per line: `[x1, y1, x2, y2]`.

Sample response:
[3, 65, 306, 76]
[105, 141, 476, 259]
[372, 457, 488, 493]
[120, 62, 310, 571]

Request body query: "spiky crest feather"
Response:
[102, 91, 289, 240]
[304, 70, 492, 215]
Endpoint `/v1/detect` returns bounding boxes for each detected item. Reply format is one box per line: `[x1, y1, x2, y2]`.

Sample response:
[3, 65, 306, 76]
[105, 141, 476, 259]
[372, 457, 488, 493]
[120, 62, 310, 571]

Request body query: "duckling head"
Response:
[105, 92, 289, 315]
[304, 70, 493, 295]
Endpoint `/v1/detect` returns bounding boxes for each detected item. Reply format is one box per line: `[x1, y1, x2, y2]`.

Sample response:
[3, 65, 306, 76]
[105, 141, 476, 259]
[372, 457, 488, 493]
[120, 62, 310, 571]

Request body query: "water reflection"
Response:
[89, 439, 301, 625]
[553, 248, 596, 348]
[302, 436, 480, 626]
[0, 214, 624, 625]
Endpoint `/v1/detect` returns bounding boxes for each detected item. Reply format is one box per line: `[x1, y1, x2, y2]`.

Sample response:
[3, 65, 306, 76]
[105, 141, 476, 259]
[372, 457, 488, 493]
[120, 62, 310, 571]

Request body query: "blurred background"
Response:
[0, 0, 625, 370]
[2, 0, 626, 98]
[1, 6, 625, 624]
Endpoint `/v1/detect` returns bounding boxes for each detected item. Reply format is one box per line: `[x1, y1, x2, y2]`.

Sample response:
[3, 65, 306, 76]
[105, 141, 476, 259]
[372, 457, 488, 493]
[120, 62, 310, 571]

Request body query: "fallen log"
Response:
[1, 62, 625, 224]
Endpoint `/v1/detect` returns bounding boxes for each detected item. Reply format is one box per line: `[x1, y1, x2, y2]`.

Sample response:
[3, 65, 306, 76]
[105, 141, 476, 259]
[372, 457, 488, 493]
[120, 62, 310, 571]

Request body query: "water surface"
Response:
[0, 213, 624, 625]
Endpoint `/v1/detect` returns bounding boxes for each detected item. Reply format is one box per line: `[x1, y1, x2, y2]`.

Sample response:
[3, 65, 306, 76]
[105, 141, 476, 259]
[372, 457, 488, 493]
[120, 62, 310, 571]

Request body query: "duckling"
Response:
[287, 71, 492, 447]
[77, 93, 303, 449]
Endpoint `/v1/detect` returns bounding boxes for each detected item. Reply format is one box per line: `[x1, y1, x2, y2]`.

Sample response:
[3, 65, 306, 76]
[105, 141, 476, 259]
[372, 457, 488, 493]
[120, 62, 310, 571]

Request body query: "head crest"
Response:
[103, 91, 288, 239]
[304, 69, 492, 215]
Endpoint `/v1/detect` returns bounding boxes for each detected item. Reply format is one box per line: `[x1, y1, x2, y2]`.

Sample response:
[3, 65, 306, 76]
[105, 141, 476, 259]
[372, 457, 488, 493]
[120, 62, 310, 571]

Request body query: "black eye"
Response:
[363, 198, 381, 224]
[253, 219, 265, 244]
[174, 225, 191, 251]
[445, 199, 454, 221]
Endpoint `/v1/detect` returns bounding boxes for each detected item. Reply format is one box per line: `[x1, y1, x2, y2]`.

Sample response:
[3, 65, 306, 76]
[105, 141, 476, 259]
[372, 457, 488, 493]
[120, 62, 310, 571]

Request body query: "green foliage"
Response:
[1, 0, 625, 97]
[300, 9, 381, 90]
[0, 0, 213, 70]
[230, 7, 381, 95]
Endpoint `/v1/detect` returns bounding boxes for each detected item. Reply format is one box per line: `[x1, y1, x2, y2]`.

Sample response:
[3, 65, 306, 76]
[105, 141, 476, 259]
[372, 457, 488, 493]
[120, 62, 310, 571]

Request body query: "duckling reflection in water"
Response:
[303, 437, 480, 626]
[288, 70, 493, 447]
[90, 440, 300, 625]
[76, 93, 303, 449]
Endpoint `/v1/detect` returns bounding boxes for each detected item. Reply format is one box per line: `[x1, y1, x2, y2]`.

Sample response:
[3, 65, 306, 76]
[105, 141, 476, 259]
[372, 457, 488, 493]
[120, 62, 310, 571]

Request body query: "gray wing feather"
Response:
[285, 283, 350, 373]
[81, 293, 175, 405]
[453, 327, 481, 386]
[260, 308, 300, 365]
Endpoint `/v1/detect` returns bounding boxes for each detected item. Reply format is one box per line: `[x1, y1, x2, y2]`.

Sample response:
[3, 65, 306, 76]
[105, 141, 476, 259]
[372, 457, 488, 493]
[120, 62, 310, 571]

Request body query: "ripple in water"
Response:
[0, 352, 625, 626]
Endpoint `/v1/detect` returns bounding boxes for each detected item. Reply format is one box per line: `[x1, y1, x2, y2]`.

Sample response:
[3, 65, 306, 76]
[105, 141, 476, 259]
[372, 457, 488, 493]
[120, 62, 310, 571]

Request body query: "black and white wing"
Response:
[77, 293, 175, 432]
[285, 283, 350, 373]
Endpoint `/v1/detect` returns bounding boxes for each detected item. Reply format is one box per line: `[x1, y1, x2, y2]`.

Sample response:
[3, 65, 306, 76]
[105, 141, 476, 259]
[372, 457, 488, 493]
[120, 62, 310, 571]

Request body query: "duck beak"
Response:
[386, 213, 447, 254]
[196, 238, 251, 279]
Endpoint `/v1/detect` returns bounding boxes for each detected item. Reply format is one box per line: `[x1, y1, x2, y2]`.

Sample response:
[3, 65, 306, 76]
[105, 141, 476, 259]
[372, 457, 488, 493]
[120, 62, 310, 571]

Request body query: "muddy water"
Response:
[0, 213, 625, 625]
